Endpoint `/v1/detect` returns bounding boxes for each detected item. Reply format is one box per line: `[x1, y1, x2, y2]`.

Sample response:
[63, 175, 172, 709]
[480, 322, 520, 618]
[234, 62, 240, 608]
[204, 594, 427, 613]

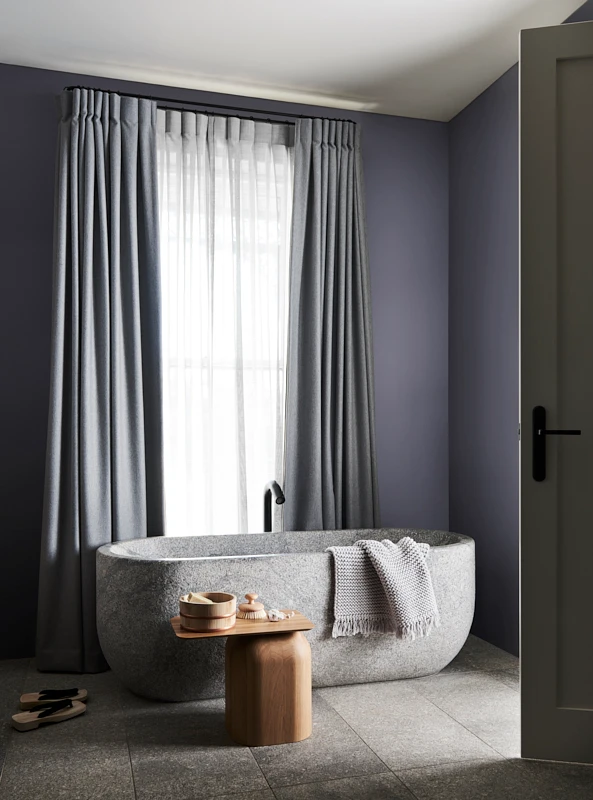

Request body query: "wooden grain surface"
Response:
[170, 611, 314, 639]
[226, 631, 313, 746]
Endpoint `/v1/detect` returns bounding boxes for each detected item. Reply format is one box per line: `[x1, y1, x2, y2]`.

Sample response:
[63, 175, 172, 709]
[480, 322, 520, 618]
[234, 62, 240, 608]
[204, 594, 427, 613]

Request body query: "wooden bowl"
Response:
[179, 592, 236, 632]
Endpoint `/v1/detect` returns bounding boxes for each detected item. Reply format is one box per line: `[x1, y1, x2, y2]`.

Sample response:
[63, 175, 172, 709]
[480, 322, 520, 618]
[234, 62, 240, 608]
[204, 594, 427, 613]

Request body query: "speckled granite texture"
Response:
[96, 529, 475, 701]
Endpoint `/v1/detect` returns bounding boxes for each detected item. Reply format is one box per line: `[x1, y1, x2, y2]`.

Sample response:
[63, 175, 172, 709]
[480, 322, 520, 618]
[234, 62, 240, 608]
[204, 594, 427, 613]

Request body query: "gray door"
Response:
[521, 20, 593, 764]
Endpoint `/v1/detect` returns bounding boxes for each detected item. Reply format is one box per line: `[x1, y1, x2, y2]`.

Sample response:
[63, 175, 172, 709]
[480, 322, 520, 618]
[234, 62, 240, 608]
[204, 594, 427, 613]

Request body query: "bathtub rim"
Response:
[98, 529, 474, 564]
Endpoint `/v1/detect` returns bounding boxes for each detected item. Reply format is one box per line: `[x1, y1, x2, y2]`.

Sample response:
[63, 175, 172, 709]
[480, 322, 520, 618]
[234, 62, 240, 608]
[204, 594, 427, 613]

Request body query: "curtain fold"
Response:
[157, 111, 294, 535]
[37, 89, 163, 673]
[284, 118, 380, 531]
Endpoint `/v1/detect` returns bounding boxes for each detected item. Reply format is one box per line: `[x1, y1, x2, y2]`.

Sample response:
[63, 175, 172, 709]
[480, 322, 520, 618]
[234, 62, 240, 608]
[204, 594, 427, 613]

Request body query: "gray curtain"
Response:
[36, 89, 163, 673]
[284, 118, 380, 531]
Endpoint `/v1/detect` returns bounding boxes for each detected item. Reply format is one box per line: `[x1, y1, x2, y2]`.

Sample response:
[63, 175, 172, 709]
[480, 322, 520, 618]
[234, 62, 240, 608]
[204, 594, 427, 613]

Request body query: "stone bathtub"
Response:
[96, 528, 474, 701]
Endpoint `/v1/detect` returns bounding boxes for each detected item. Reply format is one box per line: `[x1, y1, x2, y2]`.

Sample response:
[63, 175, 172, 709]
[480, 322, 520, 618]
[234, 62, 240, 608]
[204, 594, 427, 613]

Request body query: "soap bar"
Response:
[185, 592, 214, 604]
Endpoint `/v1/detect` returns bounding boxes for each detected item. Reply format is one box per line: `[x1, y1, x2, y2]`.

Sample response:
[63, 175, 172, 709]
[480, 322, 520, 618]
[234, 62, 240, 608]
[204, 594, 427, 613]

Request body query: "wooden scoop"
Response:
[185, 592, 214, 604]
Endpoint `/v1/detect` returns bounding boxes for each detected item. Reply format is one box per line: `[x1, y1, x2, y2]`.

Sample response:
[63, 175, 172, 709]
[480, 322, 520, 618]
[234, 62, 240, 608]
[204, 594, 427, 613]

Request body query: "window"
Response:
[157, 111, 294, 535]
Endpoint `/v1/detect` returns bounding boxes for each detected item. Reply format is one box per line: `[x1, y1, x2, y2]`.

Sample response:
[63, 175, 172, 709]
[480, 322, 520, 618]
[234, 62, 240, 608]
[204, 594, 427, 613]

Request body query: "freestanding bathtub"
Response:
[96, 528, 474, 701]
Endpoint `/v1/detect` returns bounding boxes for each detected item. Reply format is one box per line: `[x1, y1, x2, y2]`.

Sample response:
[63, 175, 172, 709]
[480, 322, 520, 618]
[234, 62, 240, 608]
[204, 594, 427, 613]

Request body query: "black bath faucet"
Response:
[263, 481, 285, 532]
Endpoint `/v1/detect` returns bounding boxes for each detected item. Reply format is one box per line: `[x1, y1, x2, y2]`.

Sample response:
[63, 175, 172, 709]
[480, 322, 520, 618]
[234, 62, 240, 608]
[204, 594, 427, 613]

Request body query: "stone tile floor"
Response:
[0, 636, 592, 799]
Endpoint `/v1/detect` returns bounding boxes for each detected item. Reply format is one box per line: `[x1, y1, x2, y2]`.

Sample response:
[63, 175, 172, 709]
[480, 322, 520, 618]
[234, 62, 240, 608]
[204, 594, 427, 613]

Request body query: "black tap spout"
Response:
[264, 481, 285, 532]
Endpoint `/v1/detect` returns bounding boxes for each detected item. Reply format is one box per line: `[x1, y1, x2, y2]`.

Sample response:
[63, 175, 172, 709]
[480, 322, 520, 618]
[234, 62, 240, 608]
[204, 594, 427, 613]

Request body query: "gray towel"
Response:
[327, 538, 440, 639]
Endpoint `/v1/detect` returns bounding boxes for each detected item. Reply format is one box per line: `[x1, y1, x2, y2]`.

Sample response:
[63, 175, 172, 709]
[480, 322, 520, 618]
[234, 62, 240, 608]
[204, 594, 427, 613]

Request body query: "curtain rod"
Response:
[63, 85, 355, 124]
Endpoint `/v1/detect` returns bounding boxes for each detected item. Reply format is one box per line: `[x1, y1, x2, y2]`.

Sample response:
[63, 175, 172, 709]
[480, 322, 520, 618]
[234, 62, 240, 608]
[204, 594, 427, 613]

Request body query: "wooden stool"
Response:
[171, 611, 314, 747]
[226, 630, 311, 746]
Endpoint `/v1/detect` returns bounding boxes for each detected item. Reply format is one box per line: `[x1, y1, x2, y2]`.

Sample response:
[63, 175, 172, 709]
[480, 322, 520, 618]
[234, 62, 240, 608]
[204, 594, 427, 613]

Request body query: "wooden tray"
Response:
[171, 610, 314, 639]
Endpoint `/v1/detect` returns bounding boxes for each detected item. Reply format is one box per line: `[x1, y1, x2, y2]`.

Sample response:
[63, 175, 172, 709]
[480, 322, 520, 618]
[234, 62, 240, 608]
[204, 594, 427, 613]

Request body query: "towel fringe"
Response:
[398, 615, 441, 641]
[332, 614, 441, 640]
[331, 615, 395, 638]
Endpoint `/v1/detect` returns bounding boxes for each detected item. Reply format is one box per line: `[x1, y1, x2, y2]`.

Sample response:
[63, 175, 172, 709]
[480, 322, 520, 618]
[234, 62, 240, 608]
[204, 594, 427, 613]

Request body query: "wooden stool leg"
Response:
[225, 631, 312, 746]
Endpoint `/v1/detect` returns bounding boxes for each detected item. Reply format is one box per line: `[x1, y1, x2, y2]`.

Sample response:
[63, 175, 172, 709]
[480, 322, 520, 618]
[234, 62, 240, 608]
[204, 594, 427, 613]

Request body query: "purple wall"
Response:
[448, 0, 593, 657]
[366, 115, 449, 530]
[0, 63, 449, 658]
[448, 66, 519, 656]
[567, 0, 593, 23]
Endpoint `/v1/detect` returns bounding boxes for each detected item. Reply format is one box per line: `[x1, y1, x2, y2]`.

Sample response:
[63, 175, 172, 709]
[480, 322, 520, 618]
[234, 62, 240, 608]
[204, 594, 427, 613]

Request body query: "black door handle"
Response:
[532, 406, 582, 482]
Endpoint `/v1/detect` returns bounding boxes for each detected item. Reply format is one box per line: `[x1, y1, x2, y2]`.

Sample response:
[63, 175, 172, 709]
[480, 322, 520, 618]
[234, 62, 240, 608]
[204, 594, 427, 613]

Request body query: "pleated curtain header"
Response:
[60, 90, 360, 153]
[300, 117, 359, 150]
[157, 108, 295, 148]
[61, 91, 359, 153]
[60, 88, 157, 129]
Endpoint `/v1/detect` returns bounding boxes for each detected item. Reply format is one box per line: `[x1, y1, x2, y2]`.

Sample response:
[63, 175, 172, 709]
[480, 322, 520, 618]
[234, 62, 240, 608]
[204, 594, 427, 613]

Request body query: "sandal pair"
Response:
[12, 688, 88, 732]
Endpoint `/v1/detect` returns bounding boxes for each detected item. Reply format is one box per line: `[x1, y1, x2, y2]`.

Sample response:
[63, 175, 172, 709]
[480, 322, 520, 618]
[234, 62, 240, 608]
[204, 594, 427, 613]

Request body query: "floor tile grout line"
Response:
[488, 671, 520, 693]
[434, 666, 519, 679]
[396, 754, 593, 797]
[393, 767, 432, 799]
[428, 664, 519, 680]
[264, 769, 395, 793]
[411, 683, 517, 761]
[122, 708, 140, 800]
[117, 681, 149, 800]
[265, 769, 412, 796]
[101, 682, 138, 800]
[118, 688, 277, 798]
[250, 691, 400, 794]
[393, 758, 513, 800]
[387, 772, 423, 800]
[119, 696, 267, 800]
[322, 667, 516, 773]
[315, 692, 395, 772]
[314, 692, 424, 797]
[394, 754, 507, 777]
[315, 662, 519, 697]
[248, 744, 277, 795]
[388, 755, 508, 799]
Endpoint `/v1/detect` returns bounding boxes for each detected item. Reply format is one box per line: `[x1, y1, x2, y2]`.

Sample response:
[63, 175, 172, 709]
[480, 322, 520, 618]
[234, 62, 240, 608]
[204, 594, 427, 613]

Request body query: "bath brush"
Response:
[237, 593, 267, 620]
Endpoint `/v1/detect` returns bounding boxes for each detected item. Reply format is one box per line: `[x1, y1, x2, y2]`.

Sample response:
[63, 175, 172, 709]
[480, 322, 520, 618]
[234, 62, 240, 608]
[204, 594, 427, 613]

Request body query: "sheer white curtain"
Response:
[157, 110, 294, 535]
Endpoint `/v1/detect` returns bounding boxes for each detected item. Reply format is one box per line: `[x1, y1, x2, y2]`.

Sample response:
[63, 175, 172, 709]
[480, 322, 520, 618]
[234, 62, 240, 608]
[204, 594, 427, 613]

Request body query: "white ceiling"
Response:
[0, 0, 586, 121]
